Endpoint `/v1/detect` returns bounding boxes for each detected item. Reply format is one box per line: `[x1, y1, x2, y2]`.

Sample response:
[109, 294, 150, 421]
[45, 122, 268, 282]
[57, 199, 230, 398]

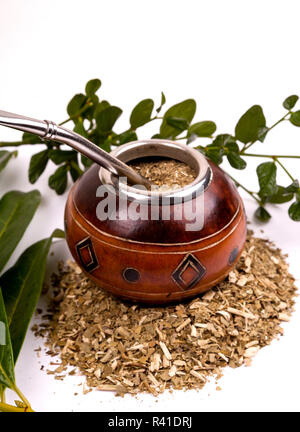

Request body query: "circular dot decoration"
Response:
[123, 268, 140, 283]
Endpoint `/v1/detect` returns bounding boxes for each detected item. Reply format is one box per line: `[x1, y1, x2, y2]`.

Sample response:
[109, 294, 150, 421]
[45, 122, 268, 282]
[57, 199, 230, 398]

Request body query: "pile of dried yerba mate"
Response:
[33, 231, 297, 396]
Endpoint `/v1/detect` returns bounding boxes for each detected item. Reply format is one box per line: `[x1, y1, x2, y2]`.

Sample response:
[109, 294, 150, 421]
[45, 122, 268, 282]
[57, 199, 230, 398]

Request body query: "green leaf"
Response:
[73, 119, 88, 138]
[67, 93, 87, 117]
[22, 132, 42, 144]
[283, 95, 298, 110]
[81, 155, 93, 169]
[28, 150, 49, 183]
[69, 162, 83, 182]
[255, 206, 271, 222]
[160, 99, 196, 138]
[188, 121, 217, 138]
[235, 105, 266, 144]
[186, 134, 197, 144]
[51, 228, 65, 239]
[0, 230, 62, 362]
[0, 289, 15, 389]
[267, 186, 294, 204]
[48, 165, 68, 195]
[85, 79, 101, 96]
[96, 106, 122, 132]
[257, 126, 269, 142]
[0, 151, 17, 173]
[289, 110, 300, 126]
[156, 92, 166, 113]
[100, 139, 111, 153]
[130, 99, 154, 129]
[227, 152, 247, 170]
[49, 150, 77, 165]
[70, 167, 80, 182]
[212, 134, 236, 147]
[94, 101, 110, 117]
[0, 190, 41, 273]
[288, 201, 300, 221]
[116, 130, 138, 145]
[225, 141, 240, 153]
[84, 94, 99, 122]
[205, 147, 224, 165]
[166, 116, 189, 131]
[285, 180, 299, 193]
[256, 162, 277, 197]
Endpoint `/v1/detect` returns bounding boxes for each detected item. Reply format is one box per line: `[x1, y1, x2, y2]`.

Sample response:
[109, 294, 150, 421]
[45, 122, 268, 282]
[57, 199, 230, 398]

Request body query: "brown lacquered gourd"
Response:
[64, 140, 247, 304]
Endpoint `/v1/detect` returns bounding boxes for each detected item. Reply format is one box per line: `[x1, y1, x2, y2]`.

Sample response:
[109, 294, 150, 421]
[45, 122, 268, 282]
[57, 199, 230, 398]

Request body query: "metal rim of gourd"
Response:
[99, 139, 212, 204]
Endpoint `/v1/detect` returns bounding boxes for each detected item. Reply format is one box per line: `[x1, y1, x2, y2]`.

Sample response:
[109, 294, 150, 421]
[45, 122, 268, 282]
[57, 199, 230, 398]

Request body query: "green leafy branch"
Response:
[0, 190, 64, 412]
[0, 79, 299, 222]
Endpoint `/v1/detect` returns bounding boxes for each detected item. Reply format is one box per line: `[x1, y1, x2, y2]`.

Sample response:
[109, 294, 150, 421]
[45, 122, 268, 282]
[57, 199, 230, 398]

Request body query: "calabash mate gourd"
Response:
[65, 139, 247, 304]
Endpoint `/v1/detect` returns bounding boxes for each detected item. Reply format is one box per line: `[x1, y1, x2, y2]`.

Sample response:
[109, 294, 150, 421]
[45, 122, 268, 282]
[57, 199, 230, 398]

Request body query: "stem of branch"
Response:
[12, 384, 33, 411]
[0, 141, 38, 148]
[0, 402, 33, 413]
[243, 153, 300, 159]
[0, 385, 5, 403]
[59, 101, 93, 126]
[226, 172, 261, 204]
[274, 157, 295, 182]
[0, 383, 33, 412]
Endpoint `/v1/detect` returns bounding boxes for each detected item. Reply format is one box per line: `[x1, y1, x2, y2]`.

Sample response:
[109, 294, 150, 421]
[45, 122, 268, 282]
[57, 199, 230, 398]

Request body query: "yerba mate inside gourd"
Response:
[130, 157, 196, 191]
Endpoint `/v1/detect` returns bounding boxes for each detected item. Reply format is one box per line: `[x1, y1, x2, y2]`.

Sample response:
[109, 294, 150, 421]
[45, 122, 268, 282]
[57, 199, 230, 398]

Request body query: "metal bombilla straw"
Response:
[0, 109, 151, 189]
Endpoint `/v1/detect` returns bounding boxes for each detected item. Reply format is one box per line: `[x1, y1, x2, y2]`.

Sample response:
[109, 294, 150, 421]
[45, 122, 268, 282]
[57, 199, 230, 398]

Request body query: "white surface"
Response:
[0, 0, 300, 412]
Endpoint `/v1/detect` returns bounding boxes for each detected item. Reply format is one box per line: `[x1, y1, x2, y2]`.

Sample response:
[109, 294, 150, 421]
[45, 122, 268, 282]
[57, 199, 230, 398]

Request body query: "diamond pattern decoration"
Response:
[172, 254, 206, 290]
[76, 237, 99, 273]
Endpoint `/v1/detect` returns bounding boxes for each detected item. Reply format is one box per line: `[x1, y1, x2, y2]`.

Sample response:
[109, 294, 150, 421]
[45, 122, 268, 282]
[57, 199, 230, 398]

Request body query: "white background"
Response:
[0, 0, 300, 412]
